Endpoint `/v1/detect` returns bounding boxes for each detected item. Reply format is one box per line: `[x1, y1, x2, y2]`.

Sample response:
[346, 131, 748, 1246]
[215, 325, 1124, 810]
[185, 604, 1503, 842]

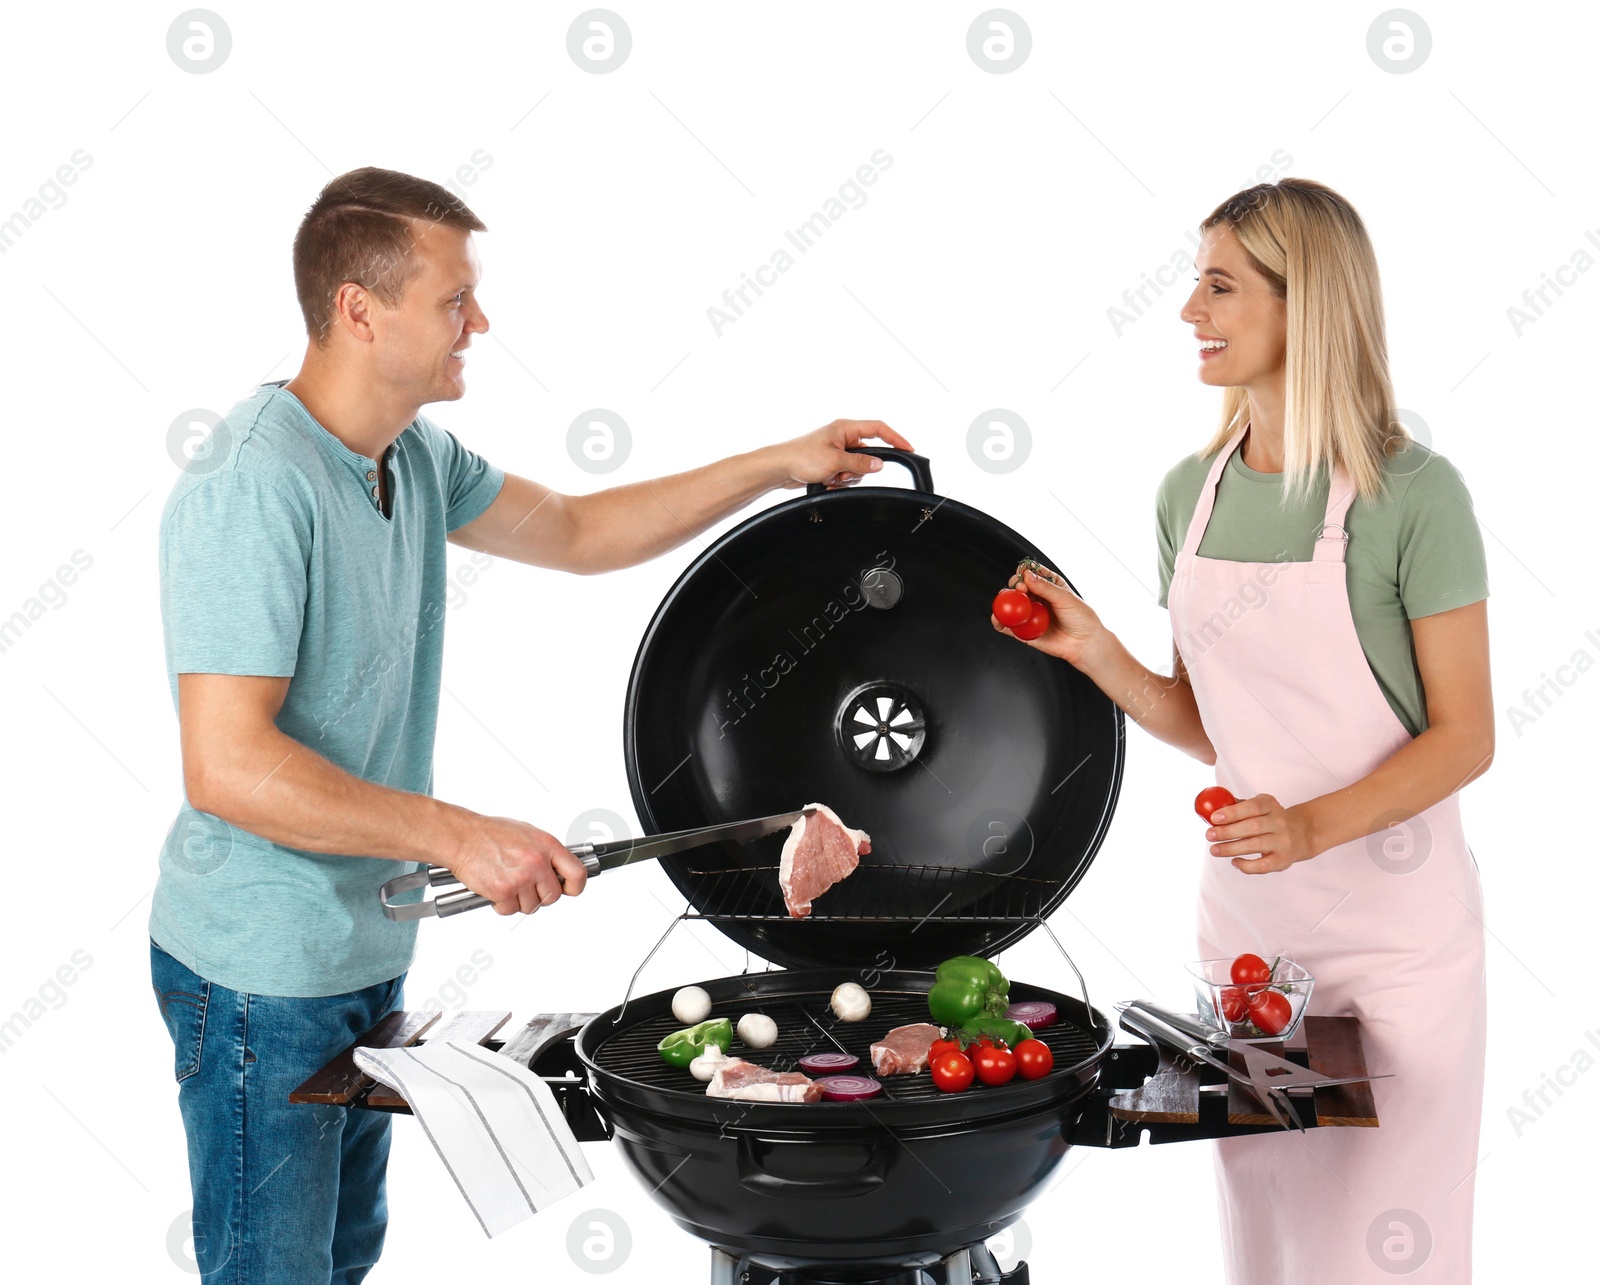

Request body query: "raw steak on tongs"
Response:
[778, 803, 871, 919]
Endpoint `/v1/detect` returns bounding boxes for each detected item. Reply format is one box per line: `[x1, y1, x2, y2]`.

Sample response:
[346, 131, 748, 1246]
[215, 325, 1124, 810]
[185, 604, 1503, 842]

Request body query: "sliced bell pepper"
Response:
[657, 1017, 733, 1068]
[927, 955, 1011, 1029]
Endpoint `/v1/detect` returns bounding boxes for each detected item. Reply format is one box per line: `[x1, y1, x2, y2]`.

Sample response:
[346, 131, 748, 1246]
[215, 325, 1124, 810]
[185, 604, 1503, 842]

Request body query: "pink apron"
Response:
[1167, 425, 1487, 1284]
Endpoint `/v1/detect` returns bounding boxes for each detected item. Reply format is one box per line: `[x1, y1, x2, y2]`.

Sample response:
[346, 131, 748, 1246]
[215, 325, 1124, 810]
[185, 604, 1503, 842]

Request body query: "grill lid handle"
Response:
[806, 446, 934, 496]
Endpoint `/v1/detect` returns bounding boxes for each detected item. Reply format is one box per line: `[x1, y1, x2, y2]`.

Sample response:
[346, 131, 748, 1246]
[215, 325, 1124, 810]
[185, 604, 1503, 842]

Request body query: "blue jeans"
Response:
[150, 940, 406, 1285]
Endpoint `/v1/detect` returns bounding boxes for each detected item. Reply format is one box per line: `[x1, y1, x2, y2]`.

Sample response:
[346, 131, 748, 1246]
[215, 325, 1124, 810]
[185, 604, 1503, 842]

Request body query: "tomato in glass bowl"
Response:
[1187, 955, 1315, 1041]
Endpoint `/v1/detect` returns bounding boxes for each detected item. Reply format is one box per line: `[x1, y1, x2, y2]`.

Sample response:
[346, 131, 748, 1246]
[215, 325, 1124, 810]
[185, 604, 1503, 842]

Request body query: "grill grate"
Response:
[679, 863, 1059, 922]
[590, 985, 1101, 1103]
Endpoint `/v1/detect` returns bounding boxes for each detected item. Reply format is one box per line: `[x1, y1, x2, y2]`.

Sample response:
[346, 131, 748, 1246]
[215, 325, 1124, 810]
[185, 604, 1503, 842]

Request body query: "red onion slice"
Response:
[1005, 1001, 1058, 1030]
[798, 1052, 860, 1075]
[815, 1075, 883, 1102]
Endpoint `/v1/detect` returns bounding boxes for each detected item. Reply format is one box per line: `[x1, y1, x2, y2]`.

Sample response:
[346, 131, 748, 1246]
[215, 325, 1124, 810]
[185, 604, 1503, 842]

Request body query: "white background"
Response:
[2, 1, 1594, 1281]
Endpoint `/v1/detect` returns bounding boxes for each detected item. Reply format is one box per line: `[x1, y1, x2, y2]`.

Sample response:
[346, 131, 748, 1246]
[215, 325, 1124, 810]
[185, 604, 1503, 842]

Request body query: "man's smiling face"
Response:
[368, 220, 488, 406]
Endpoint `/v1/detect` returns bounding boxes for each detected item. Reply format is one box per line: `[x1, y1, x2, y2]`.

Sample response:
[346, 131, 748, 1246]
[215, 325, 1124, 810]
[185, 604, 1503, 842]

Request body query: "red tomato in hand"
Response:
[1246, 988, 1292, 1036]
[972, 1044, 1018, 1086]
[1218, 986, 1249, 1023]
[1010, 598, 1051, 642]
[1014, 1038, 1054, 1080]
[992, 589, 1033, 628]
[1230, 953, 1273, 986]
[930, 1050, 974, 1092]
[1195, 786, 1237, 822]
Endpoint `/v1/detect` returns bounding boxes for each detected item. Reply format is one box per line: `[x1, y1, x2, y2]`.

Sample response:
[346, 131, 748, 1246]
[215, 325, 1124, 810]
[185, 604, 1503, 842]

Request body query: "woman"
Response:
[1002, 179, 1490, 1283]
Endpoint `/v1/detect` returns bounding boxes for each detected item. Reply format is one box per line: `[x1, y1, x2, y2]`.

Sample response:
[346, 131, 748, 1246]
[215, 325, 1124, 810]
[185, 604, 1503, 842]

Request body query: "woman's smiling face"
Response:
[1181, 224, 1287, 390]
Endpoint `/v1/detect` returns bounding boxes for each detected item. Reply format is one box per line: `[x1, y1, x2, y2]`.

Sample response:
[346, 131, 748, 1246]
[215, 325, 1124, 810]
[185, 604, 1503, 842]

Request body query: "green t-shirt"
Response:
[1155, 437, 1488, 737]
[150, 383, 505, 997]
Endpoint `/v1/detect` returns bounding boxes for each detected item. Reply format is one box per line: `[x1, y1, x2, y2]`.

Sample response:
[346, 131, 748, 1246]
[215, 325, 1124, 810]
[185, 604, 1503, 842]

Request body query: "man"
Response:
[149, 166, 909, 1284]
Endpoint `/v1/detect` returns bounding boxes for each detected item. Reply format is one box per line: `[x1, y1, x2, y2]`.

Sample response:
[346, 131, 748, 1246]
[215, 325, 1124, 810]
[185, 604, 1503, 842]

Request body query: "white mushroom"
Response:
[736, 1013, 779, 1049]
[671, 986, 712, 1025]
[830, 982, 872, 1022]
[689, 1046, 728, 1082]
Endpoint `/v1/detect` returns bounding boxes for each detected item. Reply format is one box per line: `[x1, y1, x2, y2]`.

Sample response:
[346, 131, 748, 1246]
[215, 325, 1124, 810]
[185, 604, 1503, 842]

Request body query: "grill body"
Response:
[575, 968, 1111, 1271]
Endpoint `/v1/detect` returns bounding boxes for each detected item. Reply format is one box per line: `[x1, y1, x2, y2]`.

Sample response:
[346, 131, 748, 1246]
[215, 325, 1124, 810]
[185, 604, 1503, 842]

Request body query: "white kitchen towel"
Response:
[352, 1038, 595, 1237]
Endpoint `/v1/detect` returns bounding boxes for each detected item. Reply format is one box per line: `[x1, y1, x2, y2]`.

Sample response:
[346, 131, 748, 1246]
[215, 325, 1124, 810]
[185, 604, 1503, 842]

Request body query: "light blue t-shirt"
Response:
[150, 382, 504, 997]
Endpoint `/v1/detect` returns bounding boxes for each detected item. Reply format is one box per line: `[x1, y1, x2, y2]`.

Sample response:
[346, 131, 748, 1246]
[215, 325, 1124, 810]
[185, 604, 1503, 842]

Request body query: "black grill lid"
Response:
[623, 450, 1124, 971]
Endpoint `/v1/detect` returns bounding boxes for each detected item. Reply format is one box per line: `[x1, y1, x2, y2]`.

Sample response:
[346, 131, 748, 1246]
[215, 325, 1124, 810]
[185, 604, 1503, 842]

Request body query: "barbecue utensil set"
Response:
[1117, 998, 1390, 1131]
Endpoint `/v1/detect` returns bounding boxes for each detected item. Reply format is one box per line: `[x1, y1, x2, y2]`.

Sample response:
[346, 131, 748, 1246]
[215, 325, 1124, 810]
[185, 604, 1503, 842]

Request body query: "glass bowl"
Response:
[1187, 956, 1314, 1041]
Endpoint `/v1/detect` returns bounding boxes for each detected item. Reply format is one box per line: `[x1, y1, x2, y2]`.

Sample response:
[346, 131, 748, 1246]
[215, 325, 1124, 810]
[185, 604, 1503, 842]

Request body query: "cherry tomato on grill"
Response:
[1194, 786, 1237, 823]
[1010, 598, 1051, 642]
[992, 588, 1033, 629]
[1219, 986, 1249, 1023]
[1230, 953, 1273, 986]
[929, 1038, 960, 1063]
[1014, 1038, 1054, 1080]
[930, 1050, 975, 1093]
[972, 1043, 1018, 1086]
[1246, 988, 1292, 1036]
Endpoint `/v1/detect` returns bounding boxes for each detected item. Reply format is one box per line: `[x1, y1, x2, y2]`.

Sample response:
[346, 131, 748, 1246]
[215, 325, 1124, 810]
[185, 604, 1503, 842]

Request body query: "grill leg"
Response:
[708, 1248, 786, 1285]
[707, 1248, 1015, 1285]
[941, 1249, 973, 1284]
[967, 1242, 1029, 1285]
[710, 1248, 743, 1285]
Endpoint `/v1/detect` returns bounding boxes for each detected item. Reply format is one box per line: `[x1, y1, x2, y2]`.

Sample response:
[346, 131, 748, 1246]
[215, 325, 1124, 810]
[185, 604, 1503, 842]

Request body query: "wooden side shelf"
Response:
[1106, 1015, 1379, 1135]
[1304, 1015, 1379, 1127]
[289, 1010, 595, 1112]
[289, 1010, 441, 1105]
[363, 1011, 512, 1108]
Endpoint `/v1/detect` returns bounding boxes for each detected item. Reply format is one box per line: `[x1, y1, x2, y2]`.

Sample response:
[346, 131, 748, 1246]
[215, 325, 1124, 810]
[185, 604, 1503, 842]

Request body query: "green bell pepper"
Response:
[657, 1017, 733, 1068]
[927, 955, 1011, 1029]
[955, 1014, 1031, 1051]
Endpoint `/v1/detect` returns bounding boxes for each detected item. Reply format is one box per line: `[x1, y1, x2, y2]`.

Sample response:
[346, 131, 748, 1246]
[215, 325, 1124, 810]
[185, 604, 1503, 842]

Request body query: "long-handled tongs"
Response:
[378, 809, 810, 921]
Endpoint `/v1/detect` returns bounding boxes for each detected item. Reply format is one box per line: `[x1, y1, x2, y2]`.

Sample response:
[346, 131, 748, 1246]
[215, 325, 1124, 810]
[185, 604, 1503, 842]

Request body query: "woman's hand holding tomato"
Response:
[1202, 792, 1320, 874]
[991, 562, 1108, 669]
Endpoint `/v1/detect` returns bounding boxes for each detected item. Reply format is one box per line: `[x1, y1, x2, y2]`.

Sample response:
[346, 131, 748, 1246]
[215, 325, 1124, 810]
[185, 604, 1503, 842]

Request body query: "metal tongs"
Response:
[1117, 999, 1391, 1132]
[378, 808, 811, 921]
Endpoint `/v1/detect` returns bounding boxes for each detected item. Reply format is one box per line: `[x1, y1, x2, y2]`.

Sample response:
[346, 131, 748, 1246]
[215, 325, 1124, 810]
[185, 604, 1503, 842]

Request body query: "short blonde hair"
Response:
[1198, 178, 1402, 504]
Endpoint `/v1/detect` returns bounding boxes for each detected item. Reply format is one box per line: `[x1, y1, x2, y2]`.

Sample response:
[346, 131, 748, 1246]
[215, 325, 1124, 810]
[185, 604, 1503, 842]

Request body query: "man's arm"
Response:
[177, 673, 587, 914]
[448, 419, 911, 573]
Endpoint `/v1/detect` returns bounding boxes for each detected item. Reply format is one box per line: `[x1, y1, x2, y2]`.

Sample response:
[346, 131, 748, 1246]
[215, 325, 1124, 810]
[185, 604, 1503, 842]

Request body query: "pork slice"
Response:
[870, 1023, 943, 1076]
[706, 1057, 822, 1103]
[778, 802, 872, 919]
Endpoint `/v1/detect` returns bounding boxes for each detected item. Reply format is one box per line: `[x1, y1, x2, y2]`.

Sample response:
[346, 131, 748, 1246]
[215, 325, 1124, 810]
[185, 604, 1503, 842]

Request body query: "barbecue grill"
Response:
[556, 449, 1126, 1283]
[294, 449, 1383, 1285]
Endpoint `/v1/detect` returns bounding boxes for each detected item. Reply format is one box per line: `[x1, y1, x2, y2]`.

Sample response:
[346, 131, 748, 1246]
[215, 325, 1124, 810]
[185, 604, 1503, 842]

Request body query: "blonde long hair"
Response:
[1198, 178, 1401, 504]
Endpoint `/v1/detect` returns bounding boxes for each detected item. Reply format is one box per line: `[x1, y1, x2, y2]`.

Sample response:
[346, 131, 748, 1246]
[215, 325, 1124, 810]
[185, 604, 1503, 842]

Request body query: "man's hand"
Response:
[445, 816, 590, 915]
[772, 419, 915, 490]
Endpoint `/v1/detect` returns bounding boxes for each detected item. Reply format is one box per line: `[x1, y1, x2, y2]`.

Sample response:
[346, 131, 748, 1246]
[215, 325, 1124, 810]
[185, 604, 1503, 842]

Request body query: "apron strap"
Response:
[1179, 425, 1249, 557]
[1180, 424, 1360, 565]
[1313, 463, 1358, 564]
